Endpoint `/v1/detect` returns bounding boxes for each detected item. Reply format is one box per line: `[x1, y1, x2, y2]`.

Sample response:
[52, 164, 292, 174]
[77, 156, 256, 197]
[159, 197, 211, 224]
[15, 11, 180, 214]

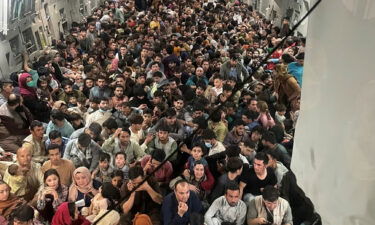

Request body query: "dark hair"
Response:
[275, 103, 287, 112]
[263, 148, 278, 160]
[51, 110, 66, 121]
[157, 124, 170, 132]
[111, 170, 124, 179]
[49, 130, 62, 140]
[210, 110, 222, 123]
[174, 178, 189, 190]
[262, 131, 277, 144]
[7, 94, 21, 106]
[61, 80, 73, 88]
[101, 182, 121, 205]
[243, 140, 256, 149]
[90, 97, 101, 104]
[254, 152, 269, 165]
[251, 125, 264, 135]
[129, 114, 144, 125]
[99, 97, 109, 102]
[226, 157, 243, 173]
[47, 144, 60, 153]
[128, 166, 144, 180]
[150, 149, 166, 162]
[78, 133, 91, 147]
[262, 185, 279, 202]
[68, 202, 76, 218]
[99, 152, 110, 162]
[225, 145, 241, 158]
[11, 204, 34, 222]
[30, 120, 43, 130]
[43, 169, 62, 191]
[115, 151, 126, 159]
[102, 118, 119, 130]
[225, 181, 240, 193]
[202, 129, 216, 140]
[233, 119, 246, 127]
[165, 108, 177, 118]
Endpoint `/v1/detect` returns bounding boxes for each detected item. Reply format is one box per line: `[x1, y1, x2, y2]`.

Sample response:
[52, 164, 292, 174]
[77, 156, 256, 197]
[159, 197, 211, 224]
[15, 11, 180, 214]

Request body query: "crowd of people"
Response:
[0, 0, 318, 224]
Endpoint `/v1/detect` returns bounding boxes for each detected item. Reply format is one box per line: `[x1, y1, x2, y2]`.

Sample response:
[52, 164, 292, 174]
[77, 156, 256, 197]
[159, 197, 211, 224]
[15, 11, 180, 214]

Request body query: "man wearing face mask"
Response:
[205, 182, 247, 225]
[202, 129, 225, 156]
[0, 94, 33, 153]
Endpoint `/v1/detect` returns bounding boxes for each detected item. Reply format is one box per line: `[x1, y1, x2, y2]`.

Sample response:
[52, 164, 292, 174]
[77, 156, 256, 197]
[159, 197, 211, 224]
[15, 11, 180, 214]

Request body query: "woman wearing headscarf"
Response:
[0, 181, 25, 220]
[52, 202, 91, 225]
[68, 167, 100, 210]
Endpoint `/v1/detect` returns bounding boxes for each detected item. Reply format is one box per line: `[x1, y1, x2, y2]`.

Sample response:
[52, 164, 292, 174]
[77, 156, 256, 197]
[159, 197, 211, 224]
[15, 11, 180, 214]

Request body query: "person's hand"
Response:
[114, 128, 122, 137]
[139, 104, 148, 110]
[182, 169, 190, 178]
[127, 181, 135, 191]
[177, 202, 188, 217]
[144, 133, 154, 144]
[136, 181, 149, 192]
[257, 217, 269, 224]
[143, 158, 152, 173]
[189, 184, 199, 193]
[180, 144, 190, 154]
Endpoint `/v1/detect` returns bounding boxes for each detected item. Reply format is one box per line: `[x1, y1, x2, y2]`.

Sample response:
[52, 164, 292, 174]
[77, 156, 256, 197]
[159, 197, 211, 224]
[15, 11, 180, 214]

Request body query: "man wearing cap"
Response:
[0, 94, 33, 153]
[0, 79, 15, 106]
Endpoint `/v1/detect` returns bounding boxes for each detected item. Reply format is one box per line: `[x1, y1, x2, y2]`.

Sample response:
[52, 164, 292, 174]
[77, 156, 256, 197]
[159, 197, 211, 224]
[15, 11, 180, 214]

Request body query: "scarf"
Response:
[68, 167, 98, 202]
[0, 194, 24, 218]
[18, 73, 36, 98]
[52, 202, 91, 225]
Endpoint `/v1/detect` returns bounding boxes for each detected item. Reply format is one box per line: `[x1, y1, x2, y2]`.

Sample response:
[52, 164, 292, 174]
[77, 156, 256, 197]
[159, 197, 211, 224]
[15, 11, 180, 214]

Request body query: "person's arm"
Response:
[237, 202, 247, 225]
[282, 202, 293, 225]
[89, 143, 101, 171]
[133, 142, 146, 161]
[23, 52, 32, 72]
[143, 182, 163, 204]
[122, 191, 136, 214]
[62, 141, 73, 160]
[204, 198, 220, 225]
[239, 181, 247, 200]
[247, 199, 264, 225]
[101, 135, 116, 154]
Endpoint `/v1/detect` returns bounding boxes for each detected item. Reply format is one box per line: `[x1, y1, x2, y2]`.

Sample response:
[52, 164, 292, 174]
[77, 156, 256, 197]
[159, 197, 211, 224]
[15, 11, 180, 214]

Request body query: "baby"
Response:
[7, 164, 27, 196]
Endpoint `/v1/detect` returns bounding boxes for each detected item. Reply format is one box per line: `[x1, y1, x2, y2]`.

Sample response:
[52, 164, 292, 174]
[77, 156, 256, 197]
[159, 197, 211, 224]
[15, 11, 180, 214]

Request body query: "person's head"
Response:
[191, 144, 205, 160]
[195, 67, 204, 77]
[142, 108, 153, 124]
[128, 166, 144, 186]
[51, 110, 66, 127]
[254, 83, 264, 95]
[262, 185, 280, 211]
[97, 76, 107, 88]
[73, 167, 91, 187]
[202, 129, 216, 148]
[61, 80, 74, 94]
[296, 52, 304, 66]
[6, 94, 22, 111]
[66, 202, 79, 220]
[150, 62, 160, 72]
[226, 157, 243, 175]
[129, 114, 144, 131]
[0, 79, 14, 94]
[30, 120, 44, 139]
[114, 152, 126, 168]
[47, 144, 62, 165]
[253, 152, 269, 175]
[114, 85, 124, 97]
[174, 179, 190, 203]
[157, 125, 169, 142]
[89, 97, 101, 110]
[212, 74, 223, 88]
[77, 133, 91, 150]
[261, 131, 277, 148]
[0, 181, 11, 201]
[111, 170, 124, 188]
[251, 125, 264, 142]
[275, 104, 287, 115]
[11, 204, 34, 225]
[192, 161, 205, 180]
[233, 120, 246, 136]
[152, 71, 163, 83]
[225, 145, 241, 158]
[48, 130, 63, 146]
[248, 98, 258, 112]
[43, 168, 61, 190]
[99, 152, 111, 170]
[263, 148, 278, 169]
[195, 83, 206, 96]
[257, 101, 269, 113]
[150, 148, 166, 169]
[165, 108, 177, 125]
[103, 118, 118, 135]
[86, 122, 102, 139]
[16, 147, 32, 168]
[225, 182, 241, 207]
[99, 97, 109, 111]
[241, 140, 256, 157]
[172, 96, 184, 110]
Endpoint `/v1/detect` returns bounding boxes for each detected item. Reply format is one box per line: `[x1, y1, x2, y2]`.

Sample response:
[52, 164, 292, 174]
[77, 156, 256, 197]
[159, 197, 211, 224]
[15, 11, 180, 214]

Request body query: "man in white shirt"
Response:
[86, 97, 112, 126]
[205, 182, 247, 225]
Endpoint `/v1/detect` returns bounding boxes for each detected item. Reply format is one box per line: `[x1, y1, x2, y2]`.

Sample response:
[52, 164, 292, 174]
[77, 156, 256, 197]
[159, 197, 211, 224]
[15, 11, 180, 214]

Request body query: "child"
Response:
[275, 103, 287, 124]
[110, 170, 124, 189]
[113, 152, 129, 180]
[183, 144, 208, 178]
[68, 96, 78, 108]
[83, 182, 121, 222]
[6, 164, 27, 196]
[92, 152, 113, 183]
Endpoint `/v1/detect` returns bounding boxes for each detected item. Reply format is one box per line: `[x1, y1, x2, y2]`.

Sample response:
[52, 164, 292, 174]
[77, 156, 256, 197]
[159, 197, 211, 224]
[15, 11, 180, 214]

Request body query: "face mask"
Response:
[99, 108, 107, 113]
[205, 142, 212, 148]
[275, 113, 286, 123]
[26, 81, 33, 87]
[15, 105, 24, 112]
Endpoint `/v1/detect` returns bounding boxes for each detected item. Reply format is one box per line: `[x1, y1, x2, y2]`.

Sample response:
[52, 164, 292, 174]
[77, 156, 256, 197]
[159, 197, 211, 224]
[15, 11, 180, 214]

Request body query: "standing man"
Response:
[205, 182, 247, 225]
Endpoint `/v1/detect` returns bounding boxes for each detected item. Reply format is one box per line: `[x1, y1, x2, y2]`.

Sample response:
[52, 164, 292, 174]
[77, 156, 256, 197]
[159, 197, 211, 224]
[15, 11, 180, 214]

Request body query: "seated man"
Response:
[247, 185, 293, 225]
[143, 125, 178, 162]
[3, 147, 44, 201]
[150, 108, 185, 142]
[63, 133, 101, 171]
[102, 127, 145, 163]
[239, 152, 277, 202]
[85, 97, 112, 126]
[22, 120, 48, 164]
[45, 130, 69, 157]
[202, 129, 225, 156]
[205, 182, 247, 225]
[46, 109, 75, 138]
[141, 148, 173, 187]
[162, 179, 203, 225]
[223, 120, 251, 148]
[69, 122, 103, 144]
[41, 144, 76, 186]
[121, 166, 163, 225]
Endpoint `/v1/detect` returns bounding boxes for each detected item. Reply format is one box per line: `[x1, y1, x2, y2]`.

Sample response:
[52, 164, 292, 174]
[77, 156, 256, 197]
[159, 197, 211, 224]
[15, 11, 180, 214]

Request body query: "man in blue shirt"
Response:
[162, 179, 203, 225]
[288, 52, 304, 87]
